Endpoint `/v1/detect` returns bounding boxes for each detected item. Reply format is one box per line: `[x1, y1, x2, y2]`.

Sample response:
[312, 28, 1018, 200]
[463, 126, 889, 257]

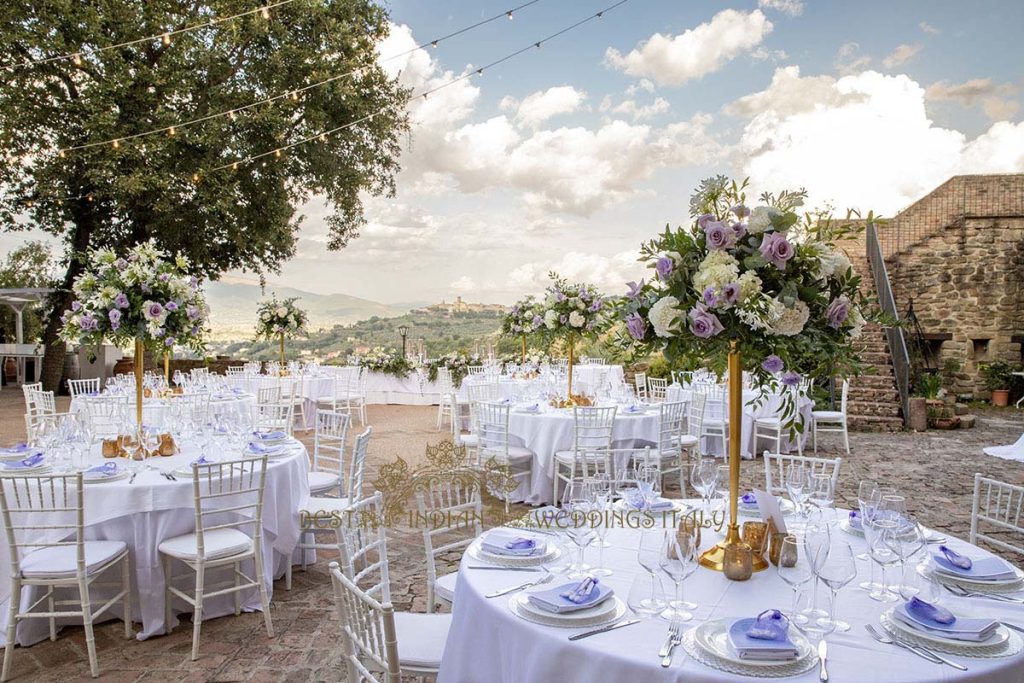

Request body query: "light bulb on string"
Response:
[58, 150, 66, 158]
[597, 11, 604, 18]
[231, 162, 239, 170]
[506, 10, 513, 20]
[535, 42, 541, 49]
[260, 6, 270, 19]
[168, 126, 176, 136]
[431, 40, 438, 48]
[72, 54, 82, 66]
[476, 68, 483, 75]
[228, 110, 236, 121]
[289, 91, 299, 101]
[274, 149, 282, 158]
[192, 173, 200, 183]
[112, 139, 120, 149]
[161, 33, 171, 46]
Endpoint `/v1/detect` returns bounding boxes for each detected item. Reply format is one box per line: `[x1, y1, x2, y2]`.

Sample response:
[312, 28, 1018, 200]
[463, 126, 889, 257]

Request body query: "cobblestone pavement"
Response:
[0, 391, 1021, 681]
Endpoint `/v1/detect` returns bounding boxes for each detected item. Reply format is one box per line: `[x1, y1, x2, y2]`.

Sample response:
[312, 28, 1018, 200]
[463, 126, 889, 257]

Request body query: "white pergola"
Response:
[0, 287, 52, 384]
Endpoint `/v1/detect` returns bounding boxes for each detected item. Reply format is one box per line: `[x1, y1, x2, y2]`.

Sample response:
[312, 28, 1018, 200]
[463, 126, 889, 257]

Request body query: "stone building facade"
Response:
[881, 174, 1024, 397]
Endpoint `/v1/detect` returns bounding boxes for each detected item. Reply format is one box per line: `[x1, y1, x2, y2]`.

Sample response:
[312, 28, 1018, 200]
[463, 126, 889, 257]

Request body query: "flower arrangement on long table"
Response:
[424, 351, 484, 387]
[349, 347, 416, 378]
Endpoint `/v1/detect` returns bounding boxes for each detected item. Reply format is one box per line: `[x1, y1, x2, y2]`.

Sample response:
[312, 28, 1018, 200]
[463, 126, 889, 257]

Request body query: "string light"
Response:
[168, 126, 176, 136]
[112, 139, 120, 149]
[289, 91, 299, 101]
[506, 10, 514, 19]
[5, 0, 302, 71]
[52, 1, 544, 155]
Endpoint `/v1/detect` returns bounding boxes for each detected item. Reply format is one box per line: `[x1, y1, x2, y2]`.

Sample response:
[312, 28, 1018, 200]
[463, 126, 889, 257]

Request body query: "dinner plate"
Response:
[516, 590, 619, 624]
[921, 563, 1024, 587]
[693, 619, 813, 667]
[612, 498, 693, 514]
[509, 593, 625, 629]
[883, 608, 1009, 649]
[0, 464, 52, 476]
[736, 498, 796, 517]
[83, 469, 131, 484]
[839, 519, 864, 537]
[468, 539, 561, 568]
[0, 450, 38, 463]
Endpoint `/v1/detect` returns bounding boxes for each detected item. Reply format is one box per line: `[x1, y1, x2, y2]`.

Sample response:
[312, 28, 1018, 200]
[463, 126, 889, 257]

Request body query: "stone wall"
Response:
[889, 216, 1024, 396]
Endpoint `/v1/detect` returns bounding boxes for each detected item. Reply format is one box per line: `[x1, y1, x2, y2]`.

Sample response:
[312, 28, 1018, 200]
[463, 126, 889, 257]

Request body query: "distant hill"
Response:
[205, 279, 412, 339]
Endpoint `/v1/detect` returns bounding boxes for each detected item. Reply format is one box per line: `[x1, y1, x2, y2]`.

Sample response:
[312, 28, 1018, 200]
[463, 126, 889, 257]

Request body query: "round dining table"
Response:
[437, 504, 1024, 682]
[506, 404, 660, 506]
[224, 373, 334, 427]
[0, 438, 310, 646]
[71, 389, 258, 426]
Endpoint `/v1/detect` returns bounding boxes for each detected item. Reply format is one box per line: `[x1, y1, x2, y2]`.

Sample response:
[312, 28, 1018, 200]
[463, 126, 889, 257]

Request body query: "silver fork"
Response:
[658, 622, 681, 659]
[485, 572, 553, 598]
[945, 583, 1024, 603]
[661, 622, 682, 667]
[864, 625, 941, 665]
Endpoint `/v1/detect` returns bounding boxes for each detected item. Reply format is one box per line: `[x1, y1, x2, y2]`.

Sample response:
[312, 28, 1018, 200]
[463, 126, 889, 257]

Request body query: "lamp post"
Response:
[398, 325, 408, 358]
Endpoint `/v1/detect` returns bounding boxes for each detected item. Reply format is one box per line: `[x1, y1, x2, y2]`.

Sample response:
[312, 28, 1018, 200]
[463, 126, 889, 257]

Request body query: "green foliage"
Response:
[979, 360, 1023, 391]
[913, 371, 943, 399]
[0, 241, 56, 343]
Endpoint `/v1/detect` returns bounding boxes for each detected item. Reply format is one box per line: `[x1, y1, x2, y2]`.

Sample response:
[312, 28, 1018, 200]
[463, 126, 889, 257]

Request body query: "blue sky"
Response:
[6, 0, 1023, 308]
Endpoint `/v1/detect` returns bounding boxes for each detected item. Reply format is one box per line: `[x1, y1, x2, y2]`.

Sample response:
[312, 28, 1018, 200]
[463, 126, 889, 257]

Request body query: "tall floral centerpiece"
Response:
[540, 275, 605, 399]
[60, 240, 209, 425]
[255, 295, 308, 369]
[502, 296, 545, 363]
[616, 176, 872, 577]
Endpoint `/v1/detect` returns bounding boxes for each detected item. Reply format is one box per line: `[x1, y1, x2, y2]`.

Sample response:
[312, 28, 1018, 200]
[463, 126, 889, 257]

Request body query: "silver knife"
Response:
[1002, 622, 1024, 634]
[911, 644, 967, 672]
[818, 639, 828, 682]
[569, 619, 642, 641]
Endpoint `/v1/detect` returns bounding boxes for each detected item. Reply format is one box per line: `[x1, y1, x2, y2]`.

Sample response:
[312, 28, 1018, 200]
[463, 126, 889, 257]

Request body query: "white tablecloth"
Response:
[438, 505, 1024, 682]
[667, 385, 814, 458]
[984, 434, 1024, 461]
[457, 376, 535, 403]
[363, 371, 442, 406]
[507, 407, 660, 505]
[0, 440, 309, 646]
[573, 364, 625, 390]
[71, 391, 258, 426]
[224, 374, 334, 428]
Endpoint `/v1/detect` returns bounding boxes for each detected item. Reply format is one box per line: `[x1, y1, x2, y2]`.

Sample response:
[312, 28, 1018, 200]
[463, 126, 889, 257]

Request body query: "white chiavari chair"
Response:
[553, 406, 617, 503]
[255, 382, 282, 407]
[435, 367, 456, 432]
[159, 455, 272, 660]
[970, 474, 1024, 558]
[79, 395, 130, 439]
[257, 400, 294, 436]
[225, 365, 245, 376]
[24, 389, 57, 443]
[677, 392, 706, 463]
[66, 377, 101, 399]
[763, 453, 842, 498]
[344, 367, 369, 427]
[465, 366, 485, 377]
[20, 382, 41, 413]
[754, 385, 805, 457]
[415, 480, 482, 613]
[331, 494, 450, 682]
[476, 403, 533, 510]
[289, 427, 372, 590]
[697, 383, 729, 457]
[647, 377, 668, 403]
[633, 372, 648, 402]
[281, 376, 308, 432]
[0, 472, 132, 680]
[634, 401, 687, 495]
[811, 379, 850, 454]
[308, 409, 351, 495]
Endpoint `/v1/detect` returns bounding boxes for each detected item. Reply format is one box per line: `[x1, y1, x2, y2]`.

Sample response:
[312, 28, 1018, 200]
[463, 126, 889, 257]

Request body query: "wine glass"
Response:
[791, 584, 837, 654]
[564, 480, 596, 578]
[817, 541, 857, 631]
[803, 519, 831, 619]
[587, 475, 613, 573]
[690, 458, 719, 513]
[636, 528, 667, 614]
[776, 536, 813, 621]
[785, 463, 810, 523]
[635, 465, 661, 510]
[659, 524, 698, 622]
[807, 473, 835, 522]
[863, 509, 901, 603]
[892, 516, 928, 599]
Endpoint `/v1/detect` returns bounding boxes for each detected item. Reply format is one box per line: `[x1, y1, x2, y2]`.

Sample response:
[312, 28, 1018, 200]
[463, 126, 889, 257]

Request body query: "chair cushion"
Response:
[308, 471, 341, 493]
[434, 571, 458, 604]
[21, 540, 127, 579]
[812, 411, 844, 420]
[676, 435, 699, 448]
[754, 417, 782, 427]
[393, 611, 452, 669]
[553, 450, 607, 463]
[457, 434, 479, 448]
[481, 445, 532, 462]
[304, 496, 352, 516]
[158, 527, 253, 561]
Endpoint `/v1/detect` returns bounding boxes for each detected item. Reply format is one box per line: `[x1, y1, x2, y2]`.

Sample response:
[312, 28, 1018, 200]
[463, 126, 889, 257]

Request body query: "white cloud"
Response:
[835, 42, 871, 75]
[751, 46, 789, 62]
[608, 97, 671, 121]
[625, 79, 657, 96]
[882, 43, 922, 69]
[926, 78, 1020, 121]
[605, 9, 773, 86]
[758, 0, 804, 16]
[734, 68, 1024, 214]
[512, 86, 587, 128]
[919, 21, 940, 35]
[725, 65, 863, 118]
[449, 276, 476, 292]
[508, 250, 643, 294]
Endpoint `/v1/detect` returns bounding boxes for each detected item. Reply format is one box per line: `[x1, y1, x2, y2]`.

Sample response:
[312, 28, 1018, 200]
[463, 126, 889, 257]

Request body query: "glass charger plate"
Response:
[882, 609, 1009, 649]
[692, 619, 813, 668]
[681, 624, 817, 678]
[881, 612, 1022, 658]
[514, 591, 619, 625]
[468, 540, 561, 568]
[918, 564, 1024, 592]
[509, 594, 625, 629]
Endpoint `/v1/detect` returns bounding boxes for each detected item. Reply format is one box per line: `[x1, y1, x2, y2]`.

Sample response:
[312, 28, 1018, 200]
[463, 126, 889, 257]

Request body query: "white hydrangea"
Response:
[815, 246, 852, 280]
[848, 305, 865, 338]
[544, 309, 558, 329]
[771, 299, 810, 336]
[648, 296, 680, 338]
[737, 272, 762, 301]
[568, 310, 585, 328]
[693, 251, 740, 294]
[747, 206, 779, 234]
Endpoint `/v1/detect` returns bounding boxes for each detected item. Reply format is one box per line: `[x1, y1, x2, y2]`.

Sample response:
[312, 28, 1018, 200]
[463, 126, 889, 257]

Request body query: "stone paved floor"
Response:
[0, 388, 1021, 681]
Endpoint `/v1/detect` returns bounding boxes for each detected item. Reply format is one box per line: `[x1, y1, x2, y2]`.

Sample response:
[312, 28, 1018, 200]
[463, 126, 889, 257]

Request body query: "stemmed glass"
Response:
[690, 458, 719, 516]
[891, 515, 928, 598]
[863, 500, 902, 603]
[803, 517, 832, 619]
[564, 480, 596, 578]
[808, 473, 835, 523]
[635, 465, 661, 510]
[791, 586, 837, 659]
[659, 524, 698, 622]
[777, 536, 813, 621]
[636, 528, 667, 615]
[587, 475, 613, 574]
[817, 541, 857, 632]
[786, 463, 811, 525]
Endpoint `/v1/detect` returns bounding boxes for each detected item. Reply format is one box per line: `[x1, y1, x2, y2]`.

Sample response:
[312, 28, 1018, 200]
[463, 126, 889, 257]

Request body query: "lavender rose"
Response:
[532, 314, 543, 329]
[114, 293, 129, 309]
[186, 305, 200, 321]
[625, 313, 647, 340]
[731, 221, 747, 240]
[655, 256, 674, 280]
[759, 232, 795, 270]
[731, 204, 750, 219]
[625, 279, 645, 300]
[722, 282, 741, 305]
[762, 355, 784, 373]
[702, 286, 719, 308]
[825, 296, 851, 329]
[108, 309, 122, 326]
[697, 213, 716, 230]
[165, 301, 179, 312]
[704, 221, 736, 250]
[781, 371, 801, 387]
[144, 301, 164, 321]
[688, 304, 724, 339]
[71, 301, 81, 312]
[164, 337, 176, 347]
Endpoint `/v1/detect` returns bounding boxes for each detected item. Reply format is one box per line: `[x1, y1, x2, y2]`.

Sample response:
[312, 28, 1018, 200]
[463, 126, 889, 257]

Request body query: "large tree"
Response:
[0, 0, 409, 390]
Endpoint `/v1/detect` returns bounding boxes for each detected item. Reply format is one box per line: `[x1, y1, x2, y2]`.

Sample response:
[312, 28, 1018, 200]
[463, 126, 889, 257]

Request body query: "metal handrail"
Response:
[866, 222, 909, 423]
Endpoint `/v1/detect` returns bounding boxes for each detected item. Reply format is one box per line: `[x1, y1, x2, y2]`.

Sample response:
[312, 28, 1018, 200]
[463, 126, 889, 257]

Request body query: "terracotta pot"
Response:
[991, 389, 1010, 407]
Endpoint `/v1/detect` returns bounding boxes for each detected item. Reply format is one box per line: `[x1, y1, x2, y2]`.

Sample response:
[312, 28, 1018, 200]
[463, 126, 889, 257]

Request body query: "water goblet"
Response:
[564, 480, 596, 578]
[776, 536, 813, 622]
[807, 473, 835, 522]
[636, 528, 667, 614]
[791, 585, 837, 656]
[659, 525, 698, 622]
[690, 458, 719, 515]
[863, 515, 901, 602]
[817, 540, 857, 631]
[785, 463, 810, 523]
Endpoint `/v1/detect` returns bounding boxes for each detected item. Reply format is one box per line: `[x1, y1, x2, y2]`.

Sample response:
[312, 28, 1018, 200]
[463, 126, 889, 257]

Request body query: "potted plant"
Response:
[980, 360, 1018, 407]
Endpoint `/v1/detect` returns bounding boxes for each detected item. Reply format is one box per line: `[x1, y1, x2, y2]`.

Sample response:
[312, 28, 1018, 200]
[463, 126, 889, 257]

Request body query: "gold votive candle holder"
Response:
[723, 542, 753, 581]
[768, 532, 789, 566]
[742, 521, 769, 559]
[679, 515, 701, 550]
[776, 534, 798, 568]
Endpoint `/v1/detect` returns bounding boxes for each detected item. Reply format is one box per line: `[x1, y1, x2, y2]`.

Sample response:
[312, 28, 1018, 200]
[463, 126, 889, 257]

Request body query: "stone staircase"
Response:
[842, 245, 906, 431]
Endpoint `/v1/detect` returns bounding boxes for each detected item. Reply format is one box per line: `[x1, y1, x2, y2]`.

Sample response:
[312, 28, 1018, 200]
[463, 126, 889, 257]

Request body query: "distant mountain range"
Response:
[205, 278, 424, 339]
